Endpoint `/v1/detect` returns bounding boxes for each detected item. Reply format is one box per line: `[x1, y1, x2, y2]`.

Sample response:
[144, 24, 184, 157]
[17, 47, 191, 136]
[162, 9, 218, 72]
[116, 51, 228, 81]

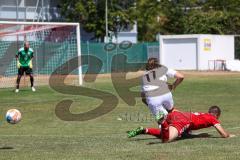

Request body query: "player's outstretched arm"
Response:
[168, 71, 184, 91]
[171, 72, 184, 91]
[214, 125, 231, 138]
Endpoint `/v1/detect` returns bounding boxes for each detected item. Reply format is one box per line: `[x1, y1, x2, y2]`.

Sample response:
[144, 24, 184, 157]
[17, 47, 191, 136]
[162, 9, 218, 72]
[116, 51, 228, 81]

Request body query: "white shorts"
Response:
[146, 92, 174, 116]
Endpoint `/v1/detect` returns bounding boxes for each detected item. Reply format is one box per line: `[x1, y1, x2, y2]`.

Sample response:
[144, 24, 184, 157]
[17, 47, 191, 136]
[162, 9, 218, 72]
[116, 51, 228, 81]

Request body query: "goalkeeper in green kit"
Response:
[15, 41, 36, 93]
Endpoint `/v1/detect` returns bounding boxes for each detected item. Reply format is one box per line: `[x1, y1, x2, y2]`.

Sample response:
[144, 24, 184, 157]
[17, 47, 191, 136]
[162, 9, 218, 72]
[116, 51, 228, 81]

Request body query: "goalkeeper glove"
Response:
[29, 60, 33, 69]
[17, 60, 21, 68]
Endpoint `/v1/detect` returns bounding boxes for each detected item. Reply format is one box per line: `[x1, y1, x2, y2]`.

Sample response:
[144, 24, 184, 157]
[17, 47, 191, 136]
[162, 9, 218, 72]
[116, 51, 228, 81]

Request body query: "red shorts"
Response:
[166, 111, 191, 136]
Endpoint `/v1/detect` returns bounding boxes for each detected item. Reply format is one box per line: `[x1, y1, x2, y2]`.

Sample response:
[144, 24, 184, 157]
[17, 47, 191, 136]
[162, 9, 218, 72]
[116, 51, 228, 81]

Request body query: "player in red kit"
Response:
[127, 106, 235, 142]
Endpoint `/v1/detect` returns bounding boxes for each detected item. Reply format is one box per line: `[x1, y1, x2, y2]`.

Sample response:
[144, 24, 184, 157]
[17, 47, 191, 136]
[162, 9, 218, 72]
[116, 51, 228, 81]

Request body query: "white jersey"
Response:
[141, 67, 176, 117]
[141, 68, 176, 92]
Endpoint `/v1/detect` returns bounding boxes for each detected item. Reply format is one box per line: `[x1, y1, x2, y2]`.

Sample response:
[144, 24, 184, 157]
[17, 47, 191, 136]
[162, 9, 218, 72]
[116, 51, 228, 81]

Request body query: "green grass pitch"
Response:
[0, 73, 240, 160]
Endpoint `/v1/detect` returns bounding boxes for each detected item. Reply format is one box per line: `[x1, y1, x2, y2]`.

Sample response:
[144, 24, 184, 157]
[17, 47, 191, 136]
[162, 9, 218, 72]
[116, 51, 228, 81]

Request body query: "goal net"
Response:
[0, 21, 82, 88]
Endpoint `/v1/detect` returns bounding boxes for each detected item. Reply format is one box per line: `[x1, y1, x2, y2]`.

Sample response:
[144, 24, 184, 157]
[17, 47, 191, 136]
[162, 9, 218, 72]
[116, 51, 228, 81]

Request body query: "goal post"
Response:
[76, 23, 83, 86]
[0, 21, 83, 88]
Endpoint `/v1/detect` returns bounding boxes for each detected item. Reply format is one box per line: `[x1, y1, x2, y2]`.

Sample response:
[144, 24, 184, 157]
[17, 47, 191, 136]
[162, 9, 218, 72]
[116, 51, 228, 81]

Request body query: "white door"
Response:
[162, 38, 197, 70]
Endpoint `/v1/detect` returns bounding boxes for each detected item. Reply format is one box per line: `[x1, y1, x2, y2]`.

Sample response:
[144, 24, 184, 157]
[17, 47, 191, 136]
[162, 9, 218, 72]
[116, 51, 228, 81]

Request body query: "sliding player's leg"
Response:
[127, 122, 179, 141]
[127, 126, 145, 138]
[161, 123, 179, 143]
[127, 127, 161, 138]
[161, 111, 190, 143]
[128, 112, 190, 142]
[145, 128, 161, 137]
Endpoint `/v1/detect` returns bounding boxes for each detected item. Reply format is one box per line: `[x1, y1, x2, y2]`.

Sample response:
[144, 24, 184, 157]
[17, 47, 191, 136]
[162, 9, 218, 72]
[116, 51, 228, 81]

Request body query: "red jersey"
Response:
[188, 112, 220, 130]
[166, 111, 220, 135]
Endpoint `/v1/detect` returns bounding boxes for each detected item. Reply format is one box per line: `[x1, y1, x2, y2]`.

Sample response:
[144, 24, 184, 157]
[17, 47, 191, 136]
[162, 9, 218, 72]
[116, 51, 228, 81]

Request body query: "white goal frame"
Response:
[0, 21, 83, 86]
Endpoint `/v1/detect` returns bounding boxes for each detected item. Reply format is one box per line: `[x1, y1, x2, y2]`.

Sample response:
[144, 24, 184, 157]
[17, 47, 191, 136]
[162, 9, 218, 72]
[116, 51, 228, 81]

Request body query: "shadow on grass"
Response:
[135, 133, 222, 145]
[0, 146, 14, 150]
[12, 89, 33, 93]
[132, 137, 160, 141]
[179, 133, 222, 140]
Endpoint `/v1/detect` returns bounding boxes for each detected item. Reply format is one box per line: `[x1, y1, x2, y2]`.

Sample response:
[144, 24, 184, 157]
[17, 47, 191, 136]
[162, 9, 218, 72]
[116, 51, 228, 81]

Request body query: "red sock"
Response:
[161, 120, 169, 142]
[145, 128, 161, 137]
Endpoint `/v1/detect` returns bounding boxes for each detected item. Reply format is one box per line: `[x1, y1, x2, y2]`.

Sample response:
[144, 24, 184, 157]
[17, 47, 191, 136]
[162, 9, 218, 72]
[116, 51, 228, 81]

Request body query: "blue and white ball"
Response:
[6, 109, 22, 124]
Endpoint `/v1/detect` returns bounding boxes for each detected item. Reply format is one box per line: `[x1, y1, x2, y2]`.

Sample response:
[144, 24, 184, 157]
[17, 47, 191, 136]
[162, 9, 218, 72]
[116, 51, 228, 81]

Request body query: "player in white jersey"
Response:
[141, 58, 184, 126]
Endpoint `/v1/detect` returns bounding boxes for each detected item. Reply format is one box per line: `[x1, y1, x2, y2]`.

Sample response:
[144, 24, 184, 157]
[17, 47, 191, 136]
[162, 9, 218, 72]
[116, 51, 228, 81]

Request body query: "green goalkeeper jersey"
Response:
[16, 47, 34, 67]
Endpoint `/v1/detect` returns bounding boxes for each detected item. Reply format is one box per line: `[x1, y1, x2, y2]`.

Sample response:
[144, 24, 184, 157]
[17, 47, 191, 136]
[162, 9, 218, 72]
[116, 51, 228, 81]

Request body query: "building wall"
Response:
[159, 35, 199, 70]
[198, 35, 234, 70]
[159, 34, 235, 70]
[162, 38, 197, 70]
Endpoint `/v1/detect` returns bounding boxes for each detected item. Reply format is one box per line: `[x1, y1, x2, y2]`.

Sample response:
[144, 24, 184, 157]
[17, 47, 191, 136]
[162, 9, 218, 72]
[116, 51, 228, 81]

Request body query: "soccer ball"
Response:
[6, 109, 22, 124]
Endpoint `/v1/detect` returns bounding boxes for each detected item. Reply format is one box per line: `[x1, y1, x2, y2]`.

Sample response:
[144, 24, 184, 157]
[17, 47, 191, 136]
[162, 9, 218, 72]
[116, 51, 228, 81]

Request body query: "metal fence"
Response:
[81, 42, 159, 73]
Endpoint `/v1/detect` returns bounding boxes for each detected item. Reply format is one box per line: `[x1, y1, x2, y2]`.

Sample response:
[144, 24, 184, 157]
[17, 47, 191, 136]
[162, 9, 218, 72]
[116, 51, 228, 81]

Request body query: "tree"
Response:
[135, 0, 187, 41]
[59, 0, 240, 46]
[134, 0, 161, 41]
[59, 0, 136, 41]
